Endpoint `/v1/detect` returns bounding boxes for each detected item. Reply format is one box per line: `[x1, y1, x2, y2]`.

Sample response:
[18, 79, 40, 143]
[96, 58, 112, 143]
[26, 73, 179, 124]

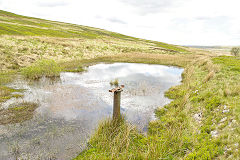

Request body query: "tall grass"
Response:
[110, 79, 119, 87]
[0, 72, 14, 85]
[75, 115, 192, 159]
[21, 59, 61, 80]
[75, 116, 144, 160]
[0, 35, 190, 71]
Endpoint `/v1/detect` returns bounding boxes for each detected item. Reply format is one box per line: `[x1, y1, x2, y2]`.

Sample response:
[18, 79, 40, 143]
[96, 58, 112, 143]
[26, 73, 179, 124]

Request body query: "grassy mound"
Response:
[21, 59, 61, 80]
[75, 116, 145, 160]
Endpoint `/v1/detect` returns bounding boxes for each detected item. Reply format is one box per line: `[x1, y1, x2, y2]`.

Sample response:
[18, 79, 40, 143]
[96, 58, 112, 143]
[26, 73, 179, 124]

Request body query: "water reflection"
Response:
[0, 63, 183, 160]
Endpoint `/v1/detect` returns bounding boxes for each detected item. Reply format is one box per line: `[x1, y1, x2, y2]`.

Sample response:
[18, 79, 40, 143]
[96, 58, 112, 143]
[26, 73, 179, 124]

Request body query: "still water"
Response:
[0, 63, 183, 160]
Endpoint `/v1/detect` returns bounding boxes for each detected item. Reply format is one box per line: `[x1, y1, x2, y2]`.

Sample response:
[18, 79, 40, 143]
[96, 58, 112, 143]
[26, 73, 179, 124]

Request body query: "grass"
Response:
[0, 71, 14, 84]
[74, 116, 144, 160]
[0, 9, 187, 56]
[0, 102, 38, 125]
[213, 56, 240, 72]
[0, 9, 189, 70]
[60, 52, 192, 72]
[0, 10, 189, 72]
[0, 35, 190, 71]
[110, 79, 119, 87]
[0, 86, 22, 103]
[0, 68, 38, 126]
[0, 71, 24, 103]
[21, 59, 61, 80]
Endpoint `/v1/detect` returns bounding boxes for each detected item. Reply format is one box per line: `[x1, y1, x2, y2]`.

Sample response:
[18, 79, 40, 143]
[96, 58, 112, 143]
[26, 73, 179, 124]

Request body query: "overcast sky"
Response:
[1, 0, 240, 46]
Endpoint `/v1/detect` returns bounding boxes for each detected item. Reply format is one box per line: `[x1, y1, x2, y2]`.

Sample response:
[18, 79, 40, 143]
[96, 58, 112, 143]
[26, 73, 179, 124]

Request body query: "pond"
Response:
[0, 63, 183, 160]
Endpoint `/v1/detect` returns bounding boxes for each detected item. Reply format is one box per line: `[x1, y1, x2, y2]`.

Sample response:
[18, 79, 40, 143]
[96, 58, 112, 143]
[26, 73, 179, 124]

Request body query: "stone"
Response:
[222, 109, 229, 113]
[211, 130, 218, 138]
[224, 105, 228, 110]
[220, 117, 227, 123]
[193, 112, 202, 122]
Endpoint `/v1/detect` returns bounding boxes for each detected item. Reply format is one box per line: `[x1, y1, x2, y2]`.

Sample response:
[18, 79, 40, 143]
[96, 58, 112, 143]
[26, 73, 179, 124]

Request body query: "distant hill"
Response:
[0, 10, 187, 53]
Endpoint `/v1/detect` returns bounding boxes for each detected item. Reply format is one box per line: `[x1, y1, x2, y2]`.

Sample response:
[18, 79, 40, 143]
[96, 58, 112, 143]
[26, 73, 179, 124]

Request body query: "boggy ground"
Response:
[1, 40, 240, 159]
[0, 32, 188, 125]
[1, 10, 239, 159]
[0, 102, 38, 125]
[0, 49, 191, 125]
[0, 36, 239, 159]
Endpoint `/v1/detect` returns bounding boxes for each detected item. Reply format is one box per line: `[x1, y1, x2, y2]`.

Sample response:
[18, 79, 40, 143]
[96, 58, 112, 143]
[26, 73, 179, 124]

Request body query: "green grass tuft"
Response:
[75, 116, 145, 160]
[21, 59, 61, 80]
[110, 79, 119, 87]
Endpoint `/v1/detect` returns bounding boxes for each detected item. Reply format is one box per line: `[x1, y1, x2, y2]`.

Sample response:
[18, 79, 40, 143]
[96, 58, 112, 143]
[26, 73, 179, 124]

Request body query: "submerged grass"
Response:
[110, 79, 119, 87]
[0, 71, 24, 103]
[0, 102, 38, 125]
[0, 69, 38, 125]
[0, 86, 22, 103]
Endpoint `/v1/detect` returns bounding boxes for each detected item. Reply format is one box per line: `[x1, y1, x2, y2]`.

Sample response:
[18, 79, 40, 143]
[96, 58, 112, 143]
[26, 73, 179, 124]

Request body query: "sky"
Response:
[0, 0, 240, 46]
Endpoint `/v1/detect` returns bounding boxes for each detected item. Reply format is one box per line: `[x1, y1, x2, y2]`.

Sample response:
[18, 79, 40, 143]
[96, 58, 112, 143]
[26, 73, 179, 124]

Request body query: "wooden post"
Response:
[113, 91, 121, 119]
[109, 85, 124, 119]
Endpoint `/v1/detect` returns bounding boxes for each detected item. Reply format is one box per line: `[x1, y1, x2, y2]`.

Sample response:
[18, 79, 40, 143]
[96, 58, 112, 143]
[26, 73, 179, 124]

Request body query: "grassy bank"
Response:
[75, 55, 240, 160]
[60, 52, 193, 72]
[0, 35, 189, 71]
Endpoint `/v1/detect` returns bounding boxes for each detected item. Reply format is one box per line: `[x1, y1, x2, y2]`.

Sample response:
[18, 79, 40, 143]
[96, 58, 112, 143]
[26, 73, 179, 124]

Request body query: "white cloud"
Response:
[119, 0, 179, 15]
[0, 0, 240, 45]
[36, 1, 70, 7]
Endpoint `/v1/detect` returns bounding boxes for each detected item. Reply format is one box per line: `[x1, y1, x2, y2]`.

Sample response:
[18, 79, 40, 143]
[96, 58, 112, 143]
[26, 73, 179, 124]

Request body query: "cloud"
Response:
[120, 0, 180, 15]
[0, 0, 240, 45]
[35, 0, 70, 7]
[107, 17, 127, 24]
